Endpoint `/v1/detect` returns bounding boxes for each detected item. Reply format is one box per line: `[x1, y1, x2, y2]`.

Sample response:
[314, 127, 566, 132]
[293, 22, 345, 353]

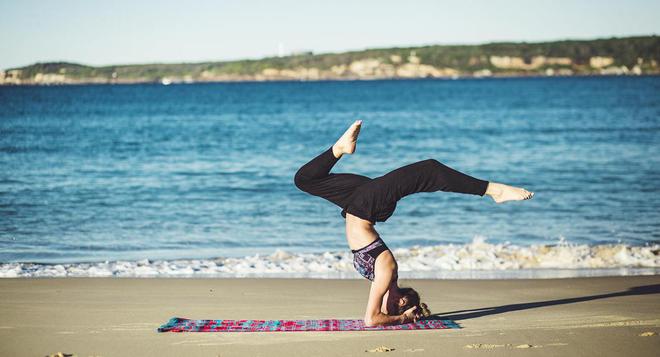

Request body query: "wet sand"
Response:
[1, 275, 659, 357]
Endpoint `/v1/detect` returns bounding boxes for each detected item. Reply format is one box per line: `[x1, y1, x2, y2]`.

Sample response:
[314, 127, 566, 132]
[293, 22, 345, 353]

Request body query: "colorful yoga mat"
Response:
[157, 317, 460, 332]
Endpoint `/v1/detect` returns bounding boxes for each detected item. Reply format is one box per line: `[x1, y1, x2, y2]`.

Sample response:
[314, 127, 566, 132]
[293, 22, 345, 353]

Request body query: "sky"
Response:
[1, 0, 659, 70]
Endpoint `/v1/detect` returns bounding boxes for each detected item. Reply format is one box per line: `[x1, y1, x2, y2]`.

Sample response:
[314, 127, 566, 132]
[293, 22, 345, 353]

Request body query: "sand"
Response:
[1, 275, 659, 357]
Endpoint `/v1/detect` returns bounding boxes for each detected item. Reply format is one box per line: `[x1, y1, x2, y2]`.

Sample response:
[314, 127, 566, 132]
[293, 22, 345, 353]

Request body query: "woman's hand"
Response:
[400, 306, 420, 324]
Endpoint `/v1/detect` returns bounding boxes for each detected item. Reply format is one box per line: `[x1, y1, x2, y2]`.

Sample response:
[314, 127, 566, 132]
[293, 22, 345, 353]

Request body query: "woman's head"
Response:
[387, 287, 431, 317]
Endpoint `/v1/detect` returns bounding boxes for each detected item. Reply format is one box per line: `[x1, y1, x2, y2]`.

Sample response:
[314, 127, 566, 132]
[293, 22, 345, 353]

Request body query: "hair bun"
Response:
[419, 302, 431, 317]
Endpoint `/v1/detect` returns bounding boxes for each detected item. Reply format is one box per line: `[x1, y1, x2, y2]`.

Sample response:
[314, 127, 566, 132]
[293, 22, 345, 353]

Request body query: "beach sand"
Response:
[1, 275, 659, 357]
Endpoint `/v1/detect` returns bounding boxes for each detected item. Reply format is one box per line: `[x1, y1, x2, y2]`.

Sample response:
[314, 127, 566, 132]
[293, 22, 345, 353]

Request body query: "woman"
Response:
[294, 120, 533, 327]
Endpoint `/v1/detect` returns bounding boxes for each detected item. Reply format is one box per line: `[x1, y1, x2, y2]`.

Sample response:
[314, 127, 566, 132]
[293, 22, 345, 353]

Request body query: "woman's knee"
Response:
[418, 159, 450, 176]
[294, 169, 311, 191]
[422, 158, 443, 169]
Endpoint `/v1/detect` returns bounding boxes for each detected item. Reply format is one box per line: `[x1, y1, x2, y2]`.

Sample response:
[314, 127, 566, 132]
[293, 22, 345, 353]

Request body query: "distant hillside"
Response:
[2, 36, 658, 85]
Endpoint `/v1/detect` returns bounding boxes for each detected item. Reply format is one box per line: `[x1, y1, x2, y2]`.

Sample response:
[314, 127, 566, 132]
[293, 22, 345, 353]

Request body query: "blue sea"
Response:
[1, 77, 659, 277]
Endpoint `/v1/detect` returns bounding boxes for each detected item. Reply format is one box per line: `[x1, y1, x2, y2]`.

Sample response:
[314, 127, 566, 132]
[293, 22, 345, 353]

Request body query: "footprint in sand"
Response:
[515, 344, 534, 349]
[403, 348, 424, 353]
[365, 346, 395, 353]
[464, 343, 540, 349]
[464, 344, 505, 349]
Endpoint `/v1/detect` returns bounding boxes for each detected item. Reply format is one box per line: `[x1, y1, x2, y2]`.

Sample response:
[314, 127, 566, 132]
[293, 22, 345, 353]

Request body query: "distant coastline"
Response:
[1, 35, 658, 86]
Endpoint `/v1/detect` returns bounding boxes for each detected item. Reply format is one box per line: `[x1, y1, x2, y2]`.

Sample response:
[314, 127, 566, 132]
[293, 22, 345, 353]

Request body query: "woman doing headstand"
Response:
[294, 120, 533, 327]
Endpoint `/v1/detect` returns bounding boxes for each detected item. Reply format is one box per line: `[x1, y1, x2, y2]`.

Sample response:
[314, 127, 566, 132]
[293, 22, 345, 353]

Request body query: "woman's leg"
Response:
[371, 158, 532, 203]
[374, 159, 489, 202]
[294, 120, 371, 208]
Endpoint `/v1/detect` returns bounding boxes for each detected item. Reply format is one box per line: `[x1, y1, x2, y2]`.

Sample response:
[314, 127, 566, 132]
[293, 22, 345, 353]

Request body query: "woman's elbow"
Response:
[363, 315, 381, 327]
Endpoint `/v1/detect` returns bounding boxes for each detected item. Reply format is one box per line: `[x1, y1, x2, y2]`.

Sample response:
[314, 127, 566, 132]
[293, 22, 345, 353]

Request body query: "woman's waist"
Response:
[350, 236, 389, 254]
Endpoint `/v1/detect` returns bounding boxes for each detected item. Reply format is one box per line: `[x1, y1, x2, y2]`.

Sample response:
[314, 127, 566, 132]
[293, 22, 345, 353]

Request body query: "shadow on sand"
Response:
[426, 284, 660, 322]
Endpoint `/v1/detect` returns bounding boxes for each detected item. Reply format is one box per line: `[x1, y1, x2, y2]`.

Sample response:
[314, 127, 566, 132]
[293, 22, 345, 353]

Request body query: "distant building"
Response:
[0, 69, 23, 84]
[473, 69, 492, 78]
[590, 56, 615, 69]
[408, 51, 421, 64]
[490, 56, 572, 70]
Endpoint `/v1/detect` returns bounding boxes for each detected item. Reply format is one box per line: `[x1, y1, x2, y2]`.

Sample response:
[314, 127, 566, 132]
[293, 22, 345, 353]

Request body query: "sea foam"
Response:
[1, 237, 658, 279]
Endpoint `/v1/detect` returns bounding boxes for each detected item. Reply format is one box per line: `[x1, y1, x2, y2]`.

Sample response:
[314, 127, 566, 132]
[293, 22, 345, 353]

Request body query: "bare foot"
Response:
[332, 120, 362, 158]
[486, 182, 534, 203]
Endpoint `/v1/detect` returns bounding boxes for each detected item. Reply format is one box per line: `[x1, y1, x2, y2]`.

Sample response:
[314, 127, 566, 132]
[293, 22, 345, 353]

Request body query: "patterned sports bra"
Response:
[351, 237, 389, 281]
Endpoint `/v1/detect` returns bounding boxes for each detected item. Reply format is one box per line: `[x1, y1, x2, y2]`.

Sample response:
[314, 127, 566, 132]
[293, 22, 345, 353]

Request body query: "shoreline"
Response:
[2, 275, 659, 356]
[1, 73, 658, 87]
[1, 268, 658, 280]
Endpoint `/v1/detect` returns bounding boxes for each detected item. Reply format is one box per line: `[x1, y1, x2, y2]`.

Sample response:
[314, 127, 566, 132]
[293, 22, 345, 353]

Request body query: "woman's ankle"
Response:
[485, 182, 501, 197]
[332, 145, 343, 159]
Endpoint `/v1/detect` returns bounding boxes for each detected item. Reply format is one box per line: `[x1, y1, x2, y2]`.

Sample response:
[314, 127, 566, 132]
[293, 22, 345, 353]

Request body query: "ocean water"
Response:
[1, 77, 659, 278]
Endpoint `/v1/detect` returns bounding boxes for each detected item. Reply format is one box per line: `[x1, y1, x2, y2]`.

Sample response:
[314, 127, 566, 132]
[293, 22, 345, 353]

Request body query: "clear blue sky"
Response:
[1, 0, 658, 70]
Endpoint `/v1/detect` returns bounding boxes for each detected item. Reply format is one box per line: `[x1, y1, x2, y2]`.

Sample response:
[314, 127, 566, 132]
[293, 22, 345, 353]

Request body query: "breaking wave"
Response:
[1, 237, 658, 279]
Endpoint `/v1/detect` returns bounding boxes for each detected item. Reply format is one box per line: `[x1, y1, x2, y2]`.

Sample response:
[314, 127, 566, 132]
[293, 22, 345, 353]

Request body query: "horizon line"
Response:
[6, 33, 657, 71]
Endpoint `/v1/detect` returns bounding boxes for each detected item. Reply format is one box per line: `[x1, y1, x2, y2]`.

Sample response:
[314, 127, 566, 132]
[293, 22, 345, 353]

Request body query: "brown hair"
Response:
[390, 287, 431, 317]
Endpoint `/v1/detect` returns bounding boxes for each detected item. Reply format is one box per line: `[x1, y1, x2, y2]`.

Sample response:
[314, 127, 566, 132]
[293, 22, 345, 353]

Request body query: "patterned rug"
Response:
[157, 317, 460, 332]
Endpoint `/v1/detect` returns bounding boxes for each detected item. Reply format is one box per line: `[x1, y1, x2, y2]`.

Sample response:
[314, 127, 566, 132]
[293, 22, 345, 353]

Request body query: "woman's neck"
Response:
[384, 284, 402, 315]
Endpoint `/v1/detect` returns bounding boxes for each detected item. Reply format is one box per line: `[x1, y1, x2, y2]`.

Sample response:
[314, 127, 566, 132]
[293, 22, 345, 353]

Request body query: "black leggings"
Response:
[294, 147, 489, 223]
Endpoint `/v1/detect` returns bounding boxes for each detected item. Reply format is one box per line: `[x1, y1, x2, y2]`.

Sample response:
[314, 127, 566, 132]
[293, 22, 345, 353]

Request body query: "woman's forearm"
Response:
[364, 312, 403, 327]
